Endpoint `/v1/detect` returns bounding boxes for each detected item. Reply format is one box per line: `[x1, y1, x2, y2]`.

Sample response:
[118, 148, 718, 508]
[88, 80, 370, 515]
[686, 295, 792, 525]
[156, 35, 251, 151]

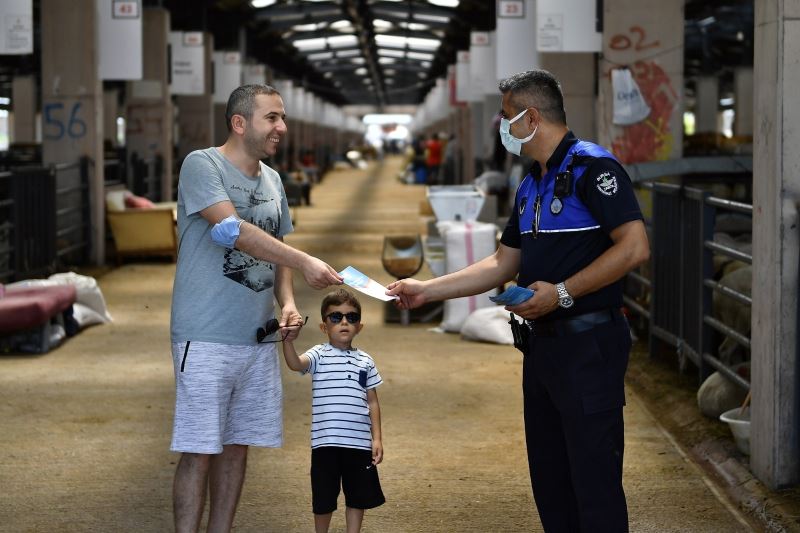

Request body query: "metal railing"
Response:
[0, 159, 91, 283]
[624, 182, 752, 391]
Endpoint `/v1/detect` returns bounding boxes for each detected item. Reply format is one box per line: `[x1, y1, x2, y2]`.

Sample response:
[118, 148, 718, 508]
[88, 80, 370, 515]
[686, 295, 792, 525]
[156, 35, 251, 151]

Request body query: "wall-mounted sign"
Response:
[537, 0, 601, 52]
[98, 0, 143, 80]
[213, 51, 242, 103]
[170, 31, 206, 95]
[112, 0, 139, 19]
[471, 32, 490, 47]
[0, 0, 33, 55]
[498, 0, 525, 18]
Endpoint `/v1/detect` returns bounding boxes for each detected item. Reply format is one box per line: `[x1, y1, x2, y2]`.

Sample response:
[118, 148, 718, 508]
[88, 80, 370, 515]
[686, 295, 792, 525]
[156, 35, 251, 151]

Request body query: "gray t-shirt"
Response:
[170, 147, 293, 345]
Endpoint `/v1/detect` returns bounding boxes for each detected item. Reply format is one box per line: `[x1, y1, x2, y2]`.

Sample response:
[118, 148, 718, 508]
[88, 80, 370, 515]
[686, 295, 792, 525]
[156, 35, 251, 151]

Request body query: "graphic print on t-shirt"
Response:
[222, 187, 282, 292]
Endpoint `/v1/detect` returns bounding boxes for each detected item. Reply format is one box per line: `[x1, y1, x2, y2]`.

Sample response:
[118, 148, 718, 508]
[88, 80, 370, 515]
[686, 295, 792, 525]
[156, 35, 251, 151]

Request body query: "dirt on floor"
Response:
[0, 157, 770, 532]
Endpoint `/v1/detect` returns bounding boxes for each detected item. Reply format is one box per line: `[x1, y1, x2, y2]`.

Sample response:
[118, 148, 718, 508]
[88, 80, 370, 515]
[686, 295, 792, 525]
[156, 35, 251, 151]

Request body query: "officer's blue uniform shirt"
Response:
[500, 131, 644, 320]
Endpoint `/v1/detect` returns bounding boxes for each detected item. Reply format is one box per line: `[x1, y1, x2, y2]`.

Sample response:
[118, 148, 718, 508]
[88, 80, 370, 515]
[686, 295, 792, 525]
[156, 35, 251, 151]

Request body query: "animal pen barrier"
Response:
[624, 182, 752, 391]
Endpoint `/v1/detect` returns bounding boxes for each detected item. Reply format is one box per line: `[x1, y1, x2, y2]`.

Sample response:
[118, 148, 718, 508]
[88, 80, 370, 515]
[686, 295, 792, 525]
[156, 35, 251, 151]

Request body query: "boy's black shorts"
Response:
[311, 446, 386, 514]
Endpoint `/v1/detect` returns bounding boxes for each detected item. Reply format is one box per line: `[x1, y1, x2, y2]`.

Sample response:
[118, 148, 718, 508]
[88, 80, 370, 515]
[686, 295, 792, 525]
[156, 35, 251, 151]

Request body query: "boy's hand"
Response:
[371, 440, 383, 466]
[279, 307, 304, 342]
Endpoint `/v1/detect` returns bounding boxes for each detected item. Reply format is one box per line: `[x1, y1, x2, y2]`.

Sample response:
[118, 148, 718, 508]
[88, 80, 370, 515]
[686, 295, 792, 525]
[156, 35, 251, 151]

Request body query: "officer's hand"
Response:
[386, 278, 427, 309]
[506, 281, 559, 320]
[301, 255, 344, 289]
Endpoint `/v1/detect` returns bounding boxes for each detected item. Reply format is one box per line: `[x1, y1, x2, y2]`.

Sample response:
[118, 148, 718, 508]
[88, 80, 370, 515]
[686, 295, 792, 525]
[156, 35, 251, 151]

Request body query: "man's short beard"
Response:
[244, 128, 269, 159]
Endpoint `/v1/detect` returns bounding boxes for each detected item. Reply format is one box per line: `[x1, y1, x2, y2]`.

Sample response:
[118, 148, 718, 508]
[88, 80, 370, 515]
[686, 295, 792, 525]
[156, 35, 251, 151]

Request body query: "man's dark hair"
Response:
[498, 70, 567, 125]
[321, 288, 362, 319]
[225, 84, 281, 133]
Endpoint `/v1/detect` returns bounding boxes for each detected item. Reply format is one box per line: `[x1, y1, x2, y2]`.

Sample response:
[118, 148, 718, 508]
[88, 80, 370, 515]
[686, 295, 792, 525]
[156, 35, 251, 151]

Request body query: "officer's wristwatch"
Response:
[555, 282, 574, 309]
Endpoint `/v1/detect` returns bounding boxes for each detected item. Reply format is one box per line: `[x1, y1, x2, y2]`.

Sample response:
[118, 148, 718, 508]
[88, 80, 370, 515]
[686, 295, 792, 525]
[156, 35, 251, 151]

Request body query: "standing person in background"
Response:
[170, 84, 342, 533]
[442, 133, 459, 185]
[425, 133, 443, 185]
[387, 69, 649, 532]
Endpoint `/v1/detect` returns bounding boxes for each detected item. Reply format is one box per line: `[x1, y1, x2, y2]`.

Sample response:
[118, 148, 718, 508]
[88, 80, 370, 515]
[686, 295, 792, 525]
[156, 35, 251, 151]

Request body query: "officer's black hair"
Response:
[225, 84, 281, 133]
[498, 70, 567, 125]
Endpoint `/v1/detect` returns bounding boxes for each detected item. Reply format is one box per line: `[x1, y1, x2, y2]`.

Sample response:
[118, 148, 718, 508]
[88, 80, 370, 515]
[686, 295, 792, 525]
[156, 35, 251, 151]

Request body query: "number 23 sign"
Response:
[498, 0, 525, 18]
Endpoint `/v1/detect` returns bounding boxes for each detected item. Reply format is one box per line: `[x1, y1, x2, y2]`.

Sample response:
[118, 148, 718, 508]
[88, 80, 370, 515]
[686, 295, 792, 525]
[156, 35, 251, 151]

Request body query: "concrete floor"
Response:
[0, 157, 756, 532]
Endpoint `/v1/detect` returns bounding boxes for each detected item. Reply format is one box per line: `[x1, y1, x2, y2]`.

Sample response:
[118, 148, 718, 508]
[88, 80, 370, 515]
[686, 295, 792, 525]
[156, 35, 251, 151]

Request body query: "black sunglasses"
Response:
[325, 311, 361, 324]
[256, 316, 308, 343]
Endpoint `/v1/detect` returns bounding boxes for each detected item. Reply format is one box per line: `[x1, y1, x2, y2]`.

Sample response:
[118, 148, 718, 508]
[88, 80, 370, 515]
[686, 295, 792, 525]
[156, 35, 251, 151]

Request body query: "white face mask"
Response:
[499, 108, 537, 156]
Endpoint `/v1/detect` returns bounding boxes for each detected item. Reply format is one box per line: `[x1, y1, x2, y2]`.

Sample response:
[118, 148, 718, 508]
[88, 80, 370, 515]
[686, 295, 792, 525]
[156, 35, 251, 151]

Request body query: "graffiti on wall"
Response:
[607, 26, 679, 164]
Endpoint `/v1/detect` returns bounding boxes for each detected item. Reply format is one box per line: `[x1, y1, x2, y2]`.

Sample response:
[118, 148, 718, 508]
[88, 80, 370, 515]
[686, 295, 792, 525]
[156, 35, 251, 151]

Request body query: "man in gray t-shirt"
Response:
[170, 84, 342, 533]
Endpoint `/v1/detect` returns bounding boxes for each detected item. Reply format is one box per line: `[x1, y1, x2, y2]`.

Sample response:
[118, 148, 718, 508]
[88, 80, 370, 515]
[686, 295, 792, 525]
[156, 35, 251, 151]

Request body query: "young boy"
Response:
[282, 288, 385, 533]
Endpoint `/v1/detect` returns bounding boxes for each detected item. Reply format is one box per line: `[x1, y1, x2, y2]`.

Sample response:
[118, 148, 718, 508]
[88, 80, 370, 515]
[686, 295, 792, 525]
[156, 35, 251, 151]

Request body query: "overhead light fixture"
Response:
[355, 67, 368, 76]
[428, 0, 459, 6]
[250, 0, 276, 7]
[413, 13, 450, 24]
[384, 69, 397, 75]
[330, 20, 352, 29]
[308, 51, 335, 61]
[378, 48, 405, 58]
[336, 49, 360, 57]
[294, 37, 327, 51]
[407, 51, 435, 60]
[379, 57, 397, 64]
[292, 23, 322, 32]
[406, 37, 440, 50]
[350, 57, 366, 64]
[399, 22, 430, 31]
[328, 35, 358, 48]
[373, 19, 394, 30]
[375, 34, 407, 48]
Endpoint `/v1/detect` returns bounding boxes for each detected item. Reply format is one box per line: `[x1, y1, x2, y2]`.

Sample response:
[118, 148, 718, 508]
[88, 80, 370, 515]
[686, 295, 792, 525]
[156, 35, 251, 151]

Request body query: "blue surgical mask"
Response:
[499, 108, 537, 156]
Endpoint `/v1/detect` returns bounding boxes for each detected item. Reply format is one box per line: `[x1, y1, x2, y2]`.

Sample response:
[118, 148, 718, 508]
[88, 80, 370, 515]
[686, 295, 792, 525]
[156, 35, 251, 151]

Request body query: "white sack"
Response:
[438, 221, 497, 332]
[460, 306, 514, 345]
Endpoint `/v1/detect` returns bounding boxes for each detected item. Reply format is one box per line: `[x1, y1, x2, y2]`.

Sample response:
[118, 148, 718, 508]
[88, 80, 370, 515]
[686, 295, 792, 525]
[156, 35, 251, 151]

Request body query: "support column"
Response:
[751, 0, 800, 490]
[41, 0, 104, 264]
[734, 67, 754, 138]
[11, 75, 36, 143]
[126, 8, 174, 201]
[694, 76, 719, 134]
[541, 53, 597, 140]
[597, 0, 683, 163]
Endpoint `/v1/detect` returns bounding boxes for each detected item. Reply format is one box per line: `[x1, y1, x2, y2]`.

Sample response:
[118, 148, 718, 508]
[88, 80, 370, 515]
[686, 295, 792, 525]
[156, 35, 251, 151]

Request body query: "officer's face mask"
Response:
[499, 108, 537, 156]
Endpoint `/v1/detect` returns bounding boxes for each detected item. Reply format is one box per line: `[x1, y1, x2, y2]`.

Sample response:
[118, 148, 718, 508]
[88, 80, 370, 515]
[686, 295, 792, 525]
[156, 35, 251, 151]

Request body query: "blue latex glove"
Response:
[210, 215, 243, 248]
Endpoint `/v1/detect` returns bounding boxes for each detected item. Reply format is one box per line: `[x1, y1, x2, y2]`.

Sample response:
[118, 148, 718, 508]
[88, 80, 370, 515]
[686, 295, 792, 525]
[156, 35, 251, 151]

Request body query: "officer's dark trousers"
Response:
[523, 314, 631, 533]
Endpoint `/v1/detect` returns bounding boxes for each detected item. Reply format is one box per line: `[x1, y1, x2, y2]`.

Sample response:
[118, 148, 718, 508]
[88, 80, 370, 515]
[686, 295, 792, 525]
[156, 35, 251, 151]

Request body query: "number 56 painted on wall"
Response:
[43, 101, 87, 140]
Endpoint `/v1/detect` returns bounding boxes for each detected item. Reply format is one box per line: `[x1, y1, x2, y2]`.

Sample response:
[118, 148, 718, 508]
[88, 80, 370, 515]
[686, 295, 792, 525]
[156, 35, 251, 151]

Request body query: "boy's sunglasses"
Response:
[325, 311, 361, 324]
[256, 316, 308, 343]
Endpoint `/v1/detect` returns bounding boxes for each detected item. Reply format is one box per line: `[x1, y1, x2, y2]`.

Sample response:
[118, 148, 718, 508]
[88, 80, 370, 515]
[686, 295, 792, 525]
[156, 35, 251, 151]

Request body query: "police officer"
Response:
[387, 69, 649, 532]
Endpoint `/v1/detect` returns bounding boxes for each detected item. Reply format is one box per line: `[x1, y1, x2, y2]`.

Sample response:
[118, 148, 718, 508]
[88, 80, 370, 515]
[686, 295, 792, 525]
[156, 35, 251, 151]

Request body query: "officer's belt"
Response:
[526, 308, 622, 337]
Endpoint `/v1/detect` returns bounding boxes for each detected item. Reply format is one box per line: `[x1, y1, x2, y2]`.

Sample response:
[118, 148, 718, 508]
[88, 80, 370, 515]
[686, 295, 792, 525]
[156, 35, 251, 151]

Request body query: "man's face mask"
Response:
[499, 108, 537, 156]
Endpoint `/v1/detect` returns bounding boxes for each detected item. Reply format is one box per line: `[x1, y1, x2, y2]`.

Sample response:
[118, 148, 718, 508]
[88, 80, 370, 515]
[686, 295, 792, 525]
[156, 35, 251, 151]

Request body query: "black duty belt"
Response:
[526, 308, 622, 337]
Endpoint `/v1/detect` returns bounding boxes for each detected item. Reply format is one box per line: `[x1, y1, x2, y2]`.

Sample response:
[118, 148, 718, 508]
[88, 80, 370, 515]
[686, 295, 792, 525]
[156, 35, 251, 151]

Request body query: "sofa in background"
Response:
[105, 189, 177, 264]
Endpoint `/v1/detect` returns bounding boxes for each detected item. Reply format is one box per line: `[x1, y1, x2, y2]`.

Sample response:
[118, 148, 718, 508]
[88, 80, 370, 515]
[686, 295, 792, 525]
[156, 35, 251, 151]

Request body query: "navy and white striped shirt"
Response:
[301, 343, 383, 450]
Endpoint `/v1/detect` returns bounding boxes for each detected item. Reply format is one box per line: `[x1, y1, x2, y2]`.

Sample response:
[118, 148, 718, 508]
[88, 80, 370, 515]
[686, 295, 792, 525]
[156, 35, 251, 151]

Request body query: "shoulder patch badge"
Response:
[596, 171, 618, 197]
